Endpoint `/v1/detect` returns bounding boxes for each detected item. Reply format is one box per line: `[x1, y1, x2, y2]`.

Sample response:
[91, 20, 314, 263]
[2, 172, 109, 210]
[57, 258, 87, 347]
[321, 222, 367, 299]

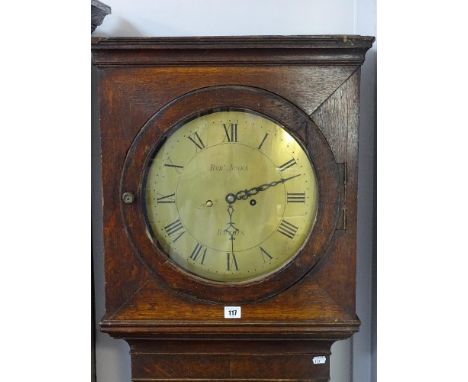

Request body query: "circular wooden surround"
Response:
[120, 85, 342, 303]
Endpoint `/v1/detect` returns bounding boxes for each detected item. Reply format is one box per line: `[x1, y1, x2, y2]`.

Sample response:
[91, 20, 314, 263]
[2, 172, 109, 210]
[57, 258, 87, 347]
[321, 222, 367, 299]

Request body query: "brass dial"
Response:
[145, 110, 318, 283]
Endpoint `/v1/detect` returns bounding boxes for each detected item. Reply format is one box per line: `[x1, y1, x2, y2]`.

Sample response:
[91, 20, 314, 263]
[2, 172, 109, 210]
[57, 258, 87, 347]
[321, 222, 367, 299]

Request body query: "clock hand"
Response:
[224, 202, 239, 254]
[226, 174, 301, 203]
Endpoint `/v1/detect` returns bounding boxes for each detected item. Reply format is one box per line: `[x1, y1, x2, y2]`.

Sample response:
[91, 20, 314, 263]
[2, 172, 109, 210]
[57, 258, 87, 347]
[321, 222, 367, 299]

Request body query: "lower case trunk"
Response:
[127, 339, 334, 381]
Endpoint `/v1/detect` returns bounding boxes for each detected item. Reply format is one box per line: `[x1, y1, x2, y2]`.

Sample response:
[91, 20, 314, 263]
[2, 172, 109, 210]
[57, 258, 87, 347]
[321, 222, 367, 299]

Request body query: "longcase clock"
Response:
[92, 35, 374, 382]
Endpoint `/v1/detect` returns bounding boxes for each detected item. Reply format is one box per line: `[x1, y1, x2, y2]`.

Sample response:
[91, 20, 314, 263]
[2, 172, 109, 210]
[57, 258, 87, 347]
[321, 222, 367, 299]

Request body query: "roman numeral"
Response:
[164, 163, 184, 169]
[223, 123, 238, 142]
[287, 192, 305, 203]
[164, 157, 184, 173]
[189, 242, 207, 264]
[260, 247, 273, 262]
[257, 133, 269, 150]
[187, 132, 205, 150]
[277, 219, 298, 239]
[164, 218, 185, 242]
[227, 253, 239, 271]
[278, 158, 297, 172]
[157, 193, 176, 204]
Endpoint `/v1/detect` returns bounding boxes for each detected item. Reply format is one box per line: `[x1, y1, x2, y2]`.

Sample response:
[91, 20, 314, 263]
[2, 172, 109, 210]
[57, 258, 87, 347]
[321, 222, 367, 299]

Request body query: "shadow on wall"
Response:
[94, 16, 144, 37]
[95, 334, 131, 382]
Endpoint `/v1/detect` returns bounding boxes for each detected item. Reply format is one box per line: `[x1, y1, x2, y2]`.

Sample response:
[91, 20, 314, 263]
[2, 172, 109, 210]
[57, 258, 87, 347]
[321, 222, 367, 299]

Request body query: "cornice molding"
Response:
[91, 35, 375, 66]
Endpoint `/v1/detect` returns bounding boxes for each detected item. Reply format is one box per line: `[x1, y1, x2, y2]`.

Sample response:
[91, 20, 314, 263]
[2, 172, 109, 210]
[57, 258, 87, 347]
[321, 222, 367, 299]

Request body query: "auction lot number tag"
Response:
[224, 306, 241, 319]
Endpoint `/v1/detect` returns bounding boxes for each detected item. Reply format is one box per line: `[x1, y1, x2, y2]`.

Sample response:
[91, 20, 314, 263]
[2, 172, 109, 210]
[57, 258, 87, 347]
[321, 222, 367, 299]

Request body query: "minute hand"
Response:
[233, 174, 301, 201]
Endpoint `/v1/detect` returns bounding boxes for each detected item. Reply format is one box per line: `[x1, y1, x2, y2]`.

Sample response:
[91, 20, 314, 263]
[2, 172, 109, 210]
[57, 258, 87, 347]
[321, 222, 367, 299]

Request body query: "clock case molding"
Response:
[92, 35, 374, 382]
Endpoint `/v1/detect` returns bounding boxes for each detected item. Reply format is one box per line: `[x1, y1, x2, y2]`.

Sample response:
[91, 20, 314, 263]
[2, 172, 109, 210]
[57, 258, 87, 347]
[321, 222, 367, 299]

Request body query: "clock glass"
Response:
[144, 110, 318, 283]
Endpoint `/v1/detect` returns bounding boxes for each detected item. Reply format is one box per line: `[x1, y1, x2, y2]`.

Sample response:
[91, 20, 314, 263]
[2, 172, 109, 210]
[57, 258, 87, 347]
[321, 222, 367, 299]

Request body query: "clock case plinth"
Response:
[92, 35, 374, 381]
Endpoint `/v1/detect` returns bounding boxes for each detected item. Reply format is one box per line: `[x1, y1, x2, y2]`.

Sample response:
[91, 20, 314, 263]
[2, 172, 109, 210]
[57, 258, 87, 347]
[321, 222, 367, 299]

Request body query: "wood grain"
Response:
[119, 85, 342, 303]
[129, 340, 332, 381]
[91, 35, 374, 66]
[92, 35, 373, 381]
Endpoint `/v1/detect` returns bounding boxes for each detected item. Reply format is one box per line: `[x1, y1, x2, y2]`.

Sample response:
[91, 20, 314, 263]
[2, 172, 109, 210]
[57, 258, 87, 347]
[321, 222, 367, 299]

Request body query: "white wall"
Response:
[93, 0, 356, 37]
[92, 1, 376, 381]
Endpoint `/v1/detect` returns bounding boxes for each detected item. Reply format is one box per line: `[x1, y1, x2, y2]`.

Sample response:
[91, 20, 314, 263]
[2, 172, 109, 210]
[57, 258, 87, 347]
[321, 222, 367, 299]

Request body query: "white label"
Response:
[312, 356, 327, 365]
[224, 306, 241, 319]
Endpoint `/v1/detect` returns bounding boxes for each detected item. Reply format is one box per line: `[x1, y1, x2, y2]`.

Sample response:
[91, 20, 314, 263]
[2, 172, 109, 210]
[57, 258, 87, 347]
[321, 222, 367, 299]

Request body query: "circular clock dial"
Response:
[145, 110, 318, 283]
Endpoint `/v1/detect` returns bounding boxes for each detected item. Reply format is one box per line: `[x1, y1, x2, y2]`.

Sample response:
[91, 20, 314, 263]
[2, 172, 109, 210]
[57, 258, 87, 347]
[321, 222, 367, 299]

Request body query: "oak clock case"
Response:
[92, 36, 374, 382]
